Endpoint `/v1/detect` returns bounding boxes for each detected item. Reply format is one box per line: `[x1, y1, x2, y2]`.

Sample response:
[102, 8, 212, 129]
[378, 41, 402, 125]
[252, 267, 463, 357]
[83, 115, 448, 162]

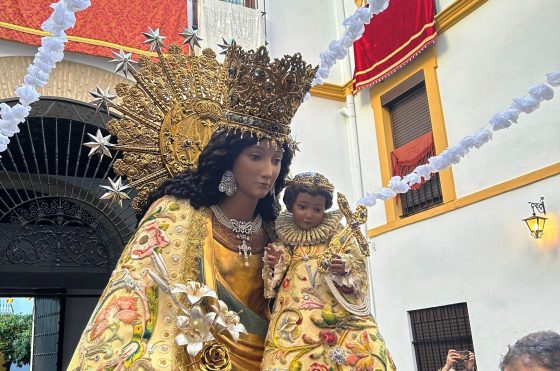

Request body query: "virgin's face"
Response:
[231, 140, 284, 200]
[291, 192, 326, 230]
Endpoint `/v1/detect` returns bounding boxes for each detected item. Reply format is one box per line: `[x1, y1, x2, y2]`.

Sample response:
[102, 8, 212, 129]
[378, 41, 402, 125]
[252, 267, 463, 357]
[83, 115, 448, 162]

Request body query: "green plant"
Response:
[0, 314, 32, 370]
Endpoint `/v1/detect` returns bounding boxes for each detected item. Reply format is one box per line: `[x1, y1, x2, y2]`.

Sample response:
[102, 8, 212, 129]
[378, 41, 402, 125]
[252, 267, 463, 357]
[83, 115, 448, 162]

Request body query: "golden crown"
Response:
[87, 44, 227, 211]
[85, 28, 316, 212]
[285, 172, 335, 193]
[220, 46, 317, 149]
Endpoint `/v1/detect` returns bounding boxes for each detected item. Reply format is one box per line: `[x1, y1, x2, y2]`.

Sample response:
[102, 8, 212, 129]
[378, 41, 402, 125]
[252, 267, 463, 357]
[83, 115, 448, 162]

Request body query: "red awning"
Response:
[353, 0, 436, 92]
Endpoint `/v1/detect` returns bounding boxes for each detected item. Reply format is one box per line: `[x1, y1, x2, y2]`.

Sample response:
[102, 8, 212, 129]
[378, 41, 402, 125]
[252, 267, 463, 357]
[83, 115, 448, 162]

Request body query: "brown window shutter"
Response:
[387, 82, 432, 148]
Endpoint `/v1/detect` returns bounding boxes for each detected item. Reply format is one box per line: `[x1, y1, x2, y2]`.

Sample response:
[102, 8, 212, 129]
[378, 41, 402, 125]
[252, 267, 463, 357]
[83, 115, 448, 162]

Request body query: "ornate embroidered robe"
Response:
[261, 211, 396, 371]
[68, 196, 268, 370]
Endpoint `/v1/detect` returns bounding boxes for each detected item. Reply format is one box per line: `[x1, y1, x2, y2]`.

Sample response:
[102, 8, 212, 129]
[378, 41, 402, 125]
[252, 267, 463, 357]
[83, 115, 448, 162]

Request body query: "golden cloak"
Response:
[68, 195, 268, 370]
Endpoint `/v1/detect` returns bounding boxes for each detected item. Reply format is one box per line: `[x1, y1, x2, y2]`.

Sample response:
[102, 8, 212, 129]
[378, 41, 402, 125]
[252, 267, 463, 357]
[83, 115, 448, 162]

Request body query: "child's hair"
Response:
[283, 185, 333, 212]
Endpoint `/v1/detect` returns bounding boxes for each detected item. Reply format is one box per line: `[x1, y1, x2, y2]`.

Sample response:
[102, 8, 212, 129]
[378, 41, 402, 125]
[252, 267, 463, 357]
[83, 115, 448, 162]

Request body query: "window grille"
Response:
[409, 303, 476, 371]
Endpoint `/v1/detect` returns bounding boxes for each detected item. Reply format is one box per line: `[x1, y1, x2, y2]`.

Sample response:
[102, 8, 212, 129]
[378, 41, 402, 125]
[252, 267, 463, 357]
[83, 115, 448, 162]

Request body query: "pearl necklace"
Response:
[210, 205, 262, 266]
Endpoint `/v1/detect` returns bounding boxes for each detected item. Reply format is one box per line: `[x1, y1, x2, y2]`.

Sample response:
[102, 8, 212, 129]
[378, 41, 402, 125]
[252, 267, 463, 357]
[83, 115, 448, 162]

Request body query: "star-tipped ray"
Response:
[84, 129, 114, 158]
[89, 85, 117, 114]
[179, 27, 203, 52]
[110, 49, 138, 77]
[217, 37, 237, 55]
[100, 177, 131, 207]
[142, 26, 166, 52]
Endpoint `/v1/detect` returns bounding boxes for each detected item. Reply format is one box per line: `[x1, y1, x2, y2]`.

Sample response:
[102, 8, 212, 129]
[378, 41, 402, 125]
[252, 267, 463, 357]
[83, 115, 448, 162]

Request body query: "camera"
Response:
[457, 350, 470, 361]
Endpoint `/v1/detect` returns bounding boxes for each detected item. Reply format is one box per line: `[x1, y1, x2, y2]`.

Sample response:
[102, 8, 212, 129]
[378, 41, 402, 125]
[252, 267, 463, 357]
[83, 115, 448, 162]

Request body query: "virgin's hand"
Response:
[329, 254, 347, 276]
[264, 245, 281, 269]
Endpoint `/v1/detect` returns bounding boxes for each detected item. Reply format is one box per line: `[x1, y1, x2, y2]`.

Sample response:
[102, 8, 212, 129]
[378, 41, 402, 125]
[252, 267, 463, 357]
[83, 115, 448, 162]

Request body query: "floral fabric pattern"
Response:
[67, 197, 212, 370]
[262, 242, 396, 371]
[129, 219, 171, 259]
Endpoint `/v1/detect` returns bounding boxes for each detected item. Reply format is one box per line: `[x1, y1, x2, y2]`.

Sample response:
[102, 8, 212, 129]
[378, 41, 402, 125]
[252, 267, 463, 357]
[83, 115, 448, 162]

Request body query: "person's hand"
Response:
[466, 351, 475, 371]
[328, 254, 347, 276]
[442, 349, 462, 371]
[264, 244, 281, 269]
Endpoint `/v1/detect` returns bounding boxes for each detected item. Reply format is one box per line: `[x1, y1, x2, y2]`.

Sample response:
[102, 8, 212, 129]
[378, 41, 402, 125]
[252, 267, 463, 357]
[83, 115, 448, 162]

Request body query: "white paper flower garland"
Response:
[311, 0, 390, 87]
[358, 70, 560, 206]
[0, 0, 91, 154]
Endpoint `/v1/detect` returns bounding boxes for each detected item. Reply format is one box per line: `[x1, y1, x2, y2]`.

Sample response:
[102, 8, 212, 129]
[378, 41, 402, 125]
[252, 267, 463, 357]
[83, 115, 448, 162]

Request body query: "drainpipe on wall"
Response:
[336, 0, 377, 317]
[338, 91, 378, 318]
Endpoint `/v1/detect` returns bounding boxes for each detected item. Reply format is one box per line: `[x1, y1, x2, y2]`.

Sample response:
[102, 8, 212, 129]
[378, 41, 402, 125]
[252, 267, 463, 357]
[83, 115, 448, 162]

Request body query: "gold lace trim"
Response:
[275, 210, 342, 246]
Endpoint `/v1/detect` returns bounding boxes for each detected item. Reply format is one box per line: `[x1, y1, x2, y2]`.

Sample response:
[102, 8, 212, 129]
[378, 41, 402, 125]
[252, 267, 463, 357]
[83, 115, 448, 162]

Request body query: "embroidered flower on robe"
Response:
[130, 220, 170, 259]
[282, 277, 290, 289]
[318, 329, 338, 346]
[91, 296, 139, 339]
[309, 362, 329, 371]
[346, 331, 387, 371]
[279, 314, 302, 342]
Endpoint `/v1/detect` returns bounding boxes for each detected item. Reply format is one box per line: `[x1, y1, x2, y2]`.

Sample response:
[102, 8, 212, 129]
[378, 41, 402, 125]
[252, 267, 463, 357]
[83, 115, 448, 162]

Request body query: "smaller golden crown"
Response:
[285, 172, 335, 193]
[220, 46, 317, 148]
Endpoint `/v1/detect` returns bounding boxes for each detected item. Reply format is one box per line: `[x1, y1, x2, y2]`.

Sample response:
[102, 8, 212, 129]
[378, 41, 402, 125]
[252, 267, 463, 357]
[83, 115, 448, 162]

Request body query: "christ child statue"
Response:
[261, 172, 396, 371]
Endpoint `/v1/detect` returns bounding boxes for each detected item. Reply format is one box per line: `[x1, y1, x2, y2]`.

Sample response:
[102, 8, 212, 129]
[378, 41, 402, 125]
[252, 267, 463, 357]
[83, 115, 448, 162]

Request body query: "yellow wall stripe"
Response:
[368, 162, 560, 237]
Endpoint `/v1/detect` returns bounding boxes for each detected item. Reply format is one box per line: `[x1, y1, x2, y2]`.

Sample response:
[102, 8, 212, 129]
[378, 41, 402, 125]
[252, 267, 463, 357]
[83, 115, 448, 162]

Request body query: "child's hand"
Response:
[264, 244, 281, 269]
[334, 282, 354, 294]
[329, 254, 347, 276]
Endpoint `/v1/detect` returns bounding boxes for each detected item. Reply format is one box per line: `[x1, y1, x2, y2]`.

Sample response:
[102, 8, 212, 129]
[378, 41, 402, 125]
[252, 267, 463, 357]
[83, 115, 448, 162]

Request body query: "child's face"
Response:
[291, 192, 326, 230]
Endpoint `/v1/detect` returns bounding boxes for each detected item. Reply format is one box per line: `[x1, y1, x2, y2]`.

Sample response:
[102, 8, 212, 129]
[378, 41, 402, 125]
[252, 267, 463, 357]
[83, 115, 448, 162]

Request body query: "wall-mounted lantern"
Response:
[523, 197, 547, 239]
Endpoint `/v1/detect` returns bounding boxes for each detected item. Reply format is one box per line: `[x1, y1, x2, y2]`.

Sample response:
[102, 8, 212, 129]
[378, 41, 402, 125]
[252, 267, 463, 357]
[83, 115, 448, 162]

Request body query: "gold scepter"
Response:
[318, 192, 370, 272]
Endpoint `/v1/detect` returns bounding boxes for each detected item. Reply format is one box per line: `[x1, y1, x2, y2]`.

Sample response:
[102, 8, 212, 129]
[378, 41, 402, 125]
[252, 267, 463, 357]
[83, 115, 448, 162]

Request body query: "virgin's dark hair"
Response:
[143, 130, 293, 222]
[283, 185, 333, 212]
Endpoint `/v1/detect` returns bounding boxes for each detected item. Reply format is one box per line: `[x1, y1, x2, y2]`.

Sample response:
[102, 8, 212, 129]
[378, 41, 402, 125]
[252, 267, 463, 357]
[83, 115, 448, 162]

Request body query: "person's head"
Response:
[500, 331, 560, 371]
[144, 130, 293, 221]
[283, 172, 334, 230]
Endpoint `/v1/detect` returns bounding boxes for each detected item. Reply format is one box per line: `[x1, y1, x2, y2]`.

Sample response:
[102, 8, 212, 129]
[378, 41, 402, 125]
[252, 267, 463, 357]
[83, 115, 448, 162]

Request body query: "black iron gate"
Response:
[0, 97, 139, 369]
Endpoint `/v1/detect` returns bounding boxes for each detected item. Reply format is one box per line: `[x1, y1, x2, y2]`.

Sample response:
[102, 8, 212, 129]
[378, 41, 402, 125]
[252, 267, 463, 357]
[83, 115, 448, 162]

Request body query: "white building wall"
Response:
[436, 0, 560, 198]
[348, 0, 560, 370]
[265, 0, 358, 199]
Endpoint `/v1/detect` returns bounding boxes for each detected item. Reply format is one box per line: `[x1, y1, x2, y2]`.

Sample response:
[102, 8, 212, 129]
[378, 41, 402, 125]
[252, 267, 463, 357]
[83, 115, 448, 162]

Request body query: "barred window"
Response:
[409, 303, 476, 371]
[384, 74, 443, 217]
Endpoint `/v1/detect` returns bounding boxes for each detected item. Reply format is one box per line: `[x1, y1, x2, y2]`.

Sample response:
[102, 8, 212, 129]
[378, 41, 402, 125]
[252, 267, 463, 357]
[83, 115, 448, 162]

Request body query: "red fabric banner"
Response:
[391, 131, 434, 189]
[352, 0, 436, 92]
[0, 1, 188, 59]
